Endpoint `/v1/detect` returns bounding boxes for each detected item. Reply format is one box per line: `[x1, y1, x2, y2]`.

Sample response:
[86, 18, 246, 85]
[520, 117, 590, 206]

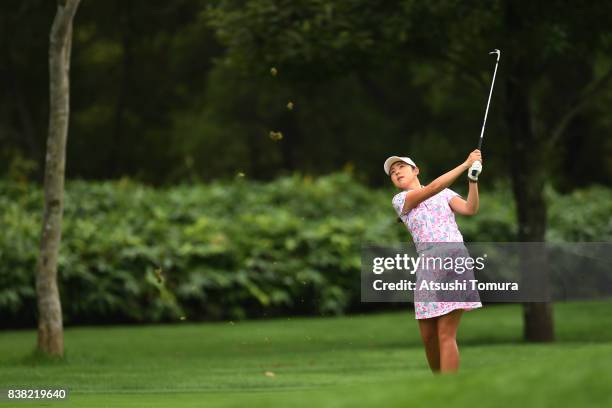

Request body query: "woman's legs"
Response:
[437, 309, 464, 373]
[417, 317, 440, 373]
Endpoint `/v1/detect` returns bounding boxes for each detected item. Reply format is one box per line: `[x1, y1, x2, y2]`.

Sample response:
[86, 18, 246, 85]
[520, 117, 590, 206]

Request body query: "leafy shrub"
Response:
[0, 176, 609, 326]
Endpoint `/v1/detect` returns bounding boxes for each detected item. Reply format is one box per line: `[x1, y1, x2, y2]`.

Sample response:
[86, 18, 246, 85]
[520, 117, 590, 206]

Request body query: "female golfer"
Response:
[384, 150, 483, 374]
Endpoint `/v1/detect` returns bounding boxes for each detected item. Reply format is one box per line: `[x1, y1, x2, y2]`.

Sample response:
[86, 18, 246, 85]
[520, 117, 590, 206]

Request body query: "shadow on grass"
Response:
[363, 335, 525, 350]
[460, 335, 612, 347]
[18, 348, 69, 367]
[377, 332, 612, 351]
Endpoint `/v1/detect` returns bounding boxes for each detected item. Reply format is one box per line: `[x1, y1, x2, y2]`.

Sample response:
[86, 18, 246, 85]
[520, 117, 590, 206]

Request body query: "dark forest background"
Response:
[1, 0, 610, 190]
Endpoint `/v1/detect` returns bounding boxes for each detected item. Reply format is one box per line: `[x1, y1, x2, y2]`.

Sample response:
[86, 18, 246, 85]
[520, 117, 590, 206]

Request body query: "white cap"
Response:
[383, 156, 416, 175]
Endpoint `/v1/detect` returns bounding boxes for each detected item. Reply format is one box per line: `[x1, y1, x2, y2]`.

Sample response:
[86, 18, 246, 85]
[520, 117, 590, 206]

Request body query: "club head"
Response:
[489, 49, 501, 61]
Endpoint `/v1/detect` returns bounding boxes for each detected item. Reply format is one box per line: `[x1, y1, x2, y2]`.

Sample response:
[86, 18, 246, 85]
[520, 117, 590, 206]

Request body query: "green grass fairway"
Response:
[1, 300, 611, 407]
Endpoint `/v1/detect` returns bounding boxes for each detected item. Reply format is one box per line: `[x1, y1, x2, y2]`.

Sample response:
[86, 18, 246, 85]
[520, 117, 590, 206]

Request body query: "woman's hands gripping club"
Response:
[465, 150, 483, 181]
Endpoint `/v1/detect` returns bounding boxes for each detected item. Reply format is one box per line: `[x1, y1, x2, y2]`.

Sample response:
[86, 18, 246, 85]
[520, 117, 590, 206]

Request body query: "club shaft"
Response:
[478, 58, 499, 149]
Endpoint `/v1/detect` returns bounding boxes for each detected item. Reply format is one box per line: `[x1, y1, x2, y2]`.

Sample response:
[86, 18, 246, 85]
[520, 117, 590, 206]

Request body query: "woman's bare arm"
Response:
[400, 150, 481, 214]
[449, 181, 479, 215]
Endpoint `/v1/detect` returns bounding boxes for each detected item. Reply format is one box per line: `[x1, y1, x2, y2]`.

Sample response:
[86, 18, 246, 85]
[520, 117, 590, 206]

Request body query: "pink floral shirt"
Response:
[392, 188, 463, 250]
[392, 187, 483, 319]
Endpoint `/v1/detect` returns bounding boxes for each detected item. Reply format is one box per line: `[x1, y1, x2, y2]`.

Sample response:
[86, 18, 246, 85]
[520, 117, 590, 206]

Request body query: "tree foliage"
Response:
[0, 1, 610, 187]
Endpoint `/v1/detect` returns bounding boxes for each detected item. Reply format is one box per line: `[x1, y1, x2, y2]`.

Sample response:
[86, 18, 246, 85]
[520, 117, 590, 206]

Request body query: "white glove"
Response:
[468, 160, 482, 181]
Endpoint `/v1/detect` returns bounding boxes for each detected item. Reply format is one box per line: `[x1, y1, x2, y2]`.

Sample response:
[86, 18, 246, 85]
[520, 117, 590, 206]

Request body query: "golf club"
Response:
[471, 49, 500, 179]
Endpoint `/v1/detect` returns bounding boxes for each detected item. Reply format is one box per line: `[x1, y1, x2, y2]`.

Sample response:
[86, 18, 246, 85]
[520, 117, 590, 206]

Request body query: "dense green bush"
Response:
[546, 187, 612, 242]
[1, 175, 610, 326]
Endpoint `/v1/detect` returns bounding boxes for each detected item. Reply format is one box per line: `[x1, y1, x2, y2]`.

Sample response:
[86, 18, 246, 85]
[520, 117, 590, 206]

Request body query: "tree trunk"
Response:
[6, 48, 40, 162]
[109, 0, 133, 177]
[36, 0, 80, 357]
[278, 107, 297, 172]
[503, 0, 555, 343]
[504, 63, 555, 343]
